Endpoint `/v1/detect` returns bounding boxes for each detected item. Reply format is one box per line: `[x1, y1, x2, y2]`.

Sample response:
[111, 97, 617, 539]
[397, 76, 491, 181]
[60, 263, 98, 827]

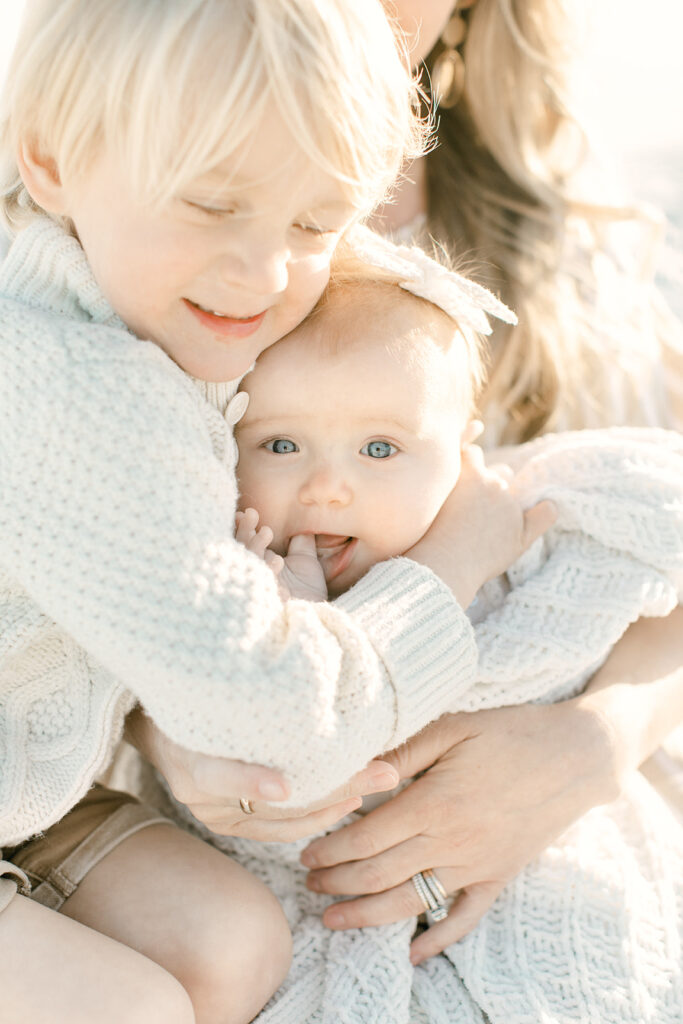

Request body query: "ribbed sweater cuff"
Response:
[334, 557, 478, 747]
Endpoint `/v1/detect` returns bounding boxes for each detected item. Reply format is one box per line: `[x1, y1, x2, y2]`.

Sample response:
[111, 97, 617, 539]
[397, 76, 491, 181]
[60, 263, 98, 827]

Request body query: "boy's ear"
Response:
[16, 140, 69, 216]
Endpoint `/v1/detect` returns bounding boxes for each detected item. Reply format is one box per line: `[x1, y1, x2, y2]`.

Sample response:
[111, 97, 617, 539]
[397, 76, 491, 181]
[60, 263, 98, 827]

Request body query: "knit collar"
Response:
[0, 216, 128, 330]
[0, 216, 242, 413]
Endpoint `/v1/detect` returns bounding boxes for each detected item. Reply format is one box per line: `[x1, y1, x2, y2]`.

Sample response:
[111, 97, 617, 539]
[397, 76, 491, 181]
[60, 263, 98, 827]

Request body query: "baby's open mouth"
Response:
[314, 535, 358, 583]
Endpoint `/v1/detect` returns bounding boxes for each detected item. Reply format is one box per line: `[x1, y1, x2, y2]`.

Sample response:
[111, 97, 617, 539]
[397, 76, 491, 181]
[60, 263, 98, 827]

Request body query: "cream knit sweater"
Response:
[0, 217, 479, 846]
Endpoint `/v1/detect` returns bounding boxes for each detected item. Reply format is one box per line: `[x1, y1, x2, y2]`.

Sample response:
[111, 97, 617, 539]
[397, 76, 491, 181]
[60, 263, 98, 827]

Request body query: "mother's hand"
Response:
[301, 701, 616, 962]
[125, 706, 400, 842]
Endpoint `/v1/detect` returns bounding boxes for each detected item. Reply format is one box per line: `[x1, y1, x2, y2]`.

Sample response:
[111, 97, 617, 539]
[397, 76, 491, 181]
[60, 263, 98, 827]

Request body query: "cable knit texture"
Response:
[169, 428, 683, 1024]
[0, 217, 478, 845]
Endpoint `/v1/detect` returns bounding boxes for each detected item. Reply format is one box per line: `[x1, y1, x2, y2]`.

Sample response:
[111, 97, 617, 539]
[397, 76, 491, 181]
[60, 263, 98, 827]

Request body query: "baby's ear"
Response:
[461, 419, 484, 446]
[16, 140, 68, 215]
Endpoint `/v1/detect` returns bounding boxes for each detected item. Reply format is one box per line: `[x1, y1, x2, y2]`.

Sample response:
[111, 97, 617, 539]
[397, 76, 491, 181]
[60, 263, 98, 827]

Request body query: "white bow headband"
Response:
[347, 225, 517, 336]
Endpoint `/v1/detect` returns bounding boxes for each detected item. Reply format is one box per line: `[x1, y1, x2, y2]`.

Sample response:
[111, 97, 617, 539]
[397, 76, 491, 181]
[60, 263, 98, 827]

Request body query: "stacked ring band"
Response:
[411, 869, 448, 922]
[239, 796, 255, 814]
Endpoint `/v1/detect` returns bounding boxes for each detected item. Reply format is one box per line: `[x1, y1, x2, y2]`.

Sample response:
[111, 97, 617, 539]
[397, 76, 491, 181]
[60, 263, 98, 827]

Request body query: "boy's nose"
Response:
[299, 467, 352, 507]
[220, 240, 290, 296]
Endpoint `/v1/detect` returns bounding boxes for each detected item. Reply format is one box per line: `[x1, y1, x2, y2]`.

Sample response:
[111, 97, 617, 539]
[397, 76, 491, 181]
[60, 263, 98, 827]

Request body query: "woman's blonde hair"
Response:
[0, 0, 427, 235]
[422, 0, 674, 443]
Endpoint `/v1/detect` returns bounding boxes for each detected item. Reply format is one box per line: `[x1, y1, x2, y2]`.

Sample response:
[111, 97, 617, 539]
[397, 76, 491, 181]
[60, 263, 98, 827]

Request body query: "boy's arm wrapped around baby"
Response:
[0, 287, 477, 843]
[464, 428, 683, 712]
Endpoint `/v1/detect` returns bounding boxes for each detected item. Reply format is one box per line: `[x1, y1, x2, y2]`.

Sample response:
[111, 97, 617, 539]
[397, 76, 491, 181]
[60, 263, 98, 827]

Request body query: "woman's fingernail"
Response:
[300, 848, 318, 867]
[306, 874, 321, 891]
[258, 780, 288, 801]
[326, 910, 346, 928]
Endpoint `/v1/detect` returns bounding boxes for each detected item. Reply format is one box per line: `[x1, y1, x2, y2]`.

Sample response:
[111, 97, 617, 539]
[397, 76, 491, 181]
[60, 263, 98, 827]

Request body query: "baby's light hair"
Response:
[300, 249, 488, 420]
[0, 0, 427, 235]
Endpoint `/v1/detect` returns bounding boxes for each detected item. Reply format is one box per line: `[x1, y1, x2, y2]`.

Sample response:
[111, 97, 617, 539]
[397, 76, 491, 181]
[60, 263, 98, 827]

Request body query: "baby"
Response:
[235, 243, 496, 602]
[228, 241, 683, 1023]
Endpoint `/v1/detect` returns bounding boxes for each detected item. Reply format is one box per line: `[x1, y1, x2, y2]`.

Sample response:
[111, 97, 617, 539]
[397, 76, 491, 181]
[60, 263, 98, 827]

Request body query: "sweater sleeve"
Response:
[0, 305, 477, 805]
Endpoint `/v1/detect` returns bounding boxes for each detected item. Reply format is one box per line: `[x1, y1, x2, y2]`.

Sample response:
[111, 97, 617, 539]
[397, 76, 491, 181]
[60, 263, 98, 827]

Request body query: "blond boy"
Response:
[0, 3, 461, 1022]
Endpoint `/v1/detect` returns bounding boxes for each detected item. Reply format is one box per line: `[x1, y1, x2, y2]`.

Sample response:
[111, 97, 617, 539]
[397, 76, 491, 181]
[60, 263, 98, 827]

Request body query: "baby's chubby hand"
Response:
[277, 534, 329, 602]
[234, 507, 283, 573]
[235, 509, 328, 601]
[407, 436, 556, 608]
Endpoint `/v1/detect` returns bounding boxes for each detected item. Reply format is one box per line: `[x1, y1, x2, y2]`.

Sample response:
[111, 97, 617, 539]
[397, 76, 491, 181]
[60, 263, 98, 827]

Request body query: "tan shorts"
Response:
[1, 785, 170, 912]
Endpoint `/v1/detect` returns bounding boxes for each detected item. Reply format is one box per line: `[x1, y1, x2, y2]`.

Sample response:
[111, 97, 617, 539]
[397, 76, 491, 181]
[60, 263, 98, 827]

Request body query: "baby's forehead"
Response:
[241, 287, 467, 430]
[275, 280, 463, 373]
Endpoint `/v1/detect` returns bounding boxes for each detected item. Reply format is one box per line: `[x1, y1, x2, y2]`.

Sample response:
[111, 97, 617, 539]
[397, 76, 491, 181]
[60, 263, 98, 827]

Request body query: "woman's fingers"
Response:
[306, 834, 449, 896]
[381, 714, 469, 782]
[409, 881, 504, 964]
[335, 759, 400, 801]
[318, 871, 503, 955]
[321, 880, 424, 931]
[301, 780, 427, 868]
[318, 866, 461, 932]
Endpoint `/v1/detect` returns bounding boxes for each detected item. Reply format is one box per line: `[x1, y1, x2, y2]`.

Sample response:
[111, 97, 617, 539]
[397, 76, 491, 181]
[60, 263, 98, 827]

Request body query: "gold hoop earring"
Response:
[431, 1, 477, 110]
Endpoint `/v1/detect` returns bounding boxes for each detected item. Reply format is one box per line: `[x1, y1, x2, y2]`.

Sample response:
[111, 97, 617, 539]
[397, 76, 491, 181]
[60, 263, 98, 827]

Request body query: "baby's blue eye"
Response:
[361, 440, 397, 459]
[264, 438, 299, 454]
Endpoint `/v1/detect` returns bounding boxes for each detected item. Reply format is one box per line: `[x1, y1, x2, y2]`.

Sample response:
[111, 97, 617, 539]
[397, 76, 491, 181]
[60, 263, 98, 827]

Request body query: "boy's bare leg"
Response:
[0, 892, 195, 1024]
[60, 824, 292, 1024]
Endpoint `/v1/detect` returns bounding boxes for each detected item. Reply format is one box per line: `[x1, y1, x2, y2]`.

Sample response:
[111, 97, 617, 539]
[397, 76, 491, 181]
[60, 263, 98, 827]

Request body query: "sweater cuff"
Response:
[334, 557, 478, 748]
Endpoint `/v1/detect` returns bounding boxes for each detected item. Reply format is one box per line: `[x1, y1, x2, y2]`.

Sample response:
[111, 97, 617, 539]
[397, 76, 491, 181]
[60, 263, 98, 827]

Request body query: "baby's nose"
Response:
[299, 467, 352, 506]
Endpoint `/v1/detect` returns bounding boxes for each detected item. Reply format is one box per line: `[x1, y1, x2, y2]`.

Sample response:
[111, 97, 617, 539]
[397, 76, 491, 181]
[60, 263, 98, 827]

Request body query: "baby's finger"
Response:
[235, 507, 259, 544]
[247, 524, 274, 558]
[264, 550, 284, 574]
[521, 499, 557, 549]
[287, 533, 318, 557]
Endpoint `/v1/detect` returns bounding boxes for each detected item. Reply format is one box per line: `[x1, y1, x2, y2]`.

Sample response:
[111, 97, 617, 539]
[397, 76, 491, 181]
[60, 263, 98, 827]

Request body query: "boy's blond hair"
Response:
[0, 0, 426, 235]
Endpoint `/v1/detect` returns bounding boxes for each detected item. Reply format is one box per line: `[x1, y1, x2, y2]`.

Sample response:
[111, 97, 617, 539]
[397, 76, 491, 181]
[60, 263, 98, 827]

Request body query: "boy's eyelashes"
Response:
[180, 198, 338, 236]
[182, 198, 237, 217]
[294, 222, 336, 237]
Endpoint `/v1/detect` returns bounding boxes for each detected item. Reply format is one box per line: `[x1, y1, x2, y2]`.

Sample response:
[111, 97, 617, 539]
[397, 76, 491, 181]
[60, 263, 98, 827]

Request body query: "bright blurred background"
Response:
[0, 1, 681, 308]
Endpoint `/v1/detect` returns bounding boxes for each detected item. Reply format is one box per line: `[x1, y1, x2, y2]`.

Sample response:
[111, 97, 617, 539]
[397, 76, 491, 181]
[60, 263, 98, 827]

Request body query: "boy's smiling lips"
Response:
[183, 298, 267, 338]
